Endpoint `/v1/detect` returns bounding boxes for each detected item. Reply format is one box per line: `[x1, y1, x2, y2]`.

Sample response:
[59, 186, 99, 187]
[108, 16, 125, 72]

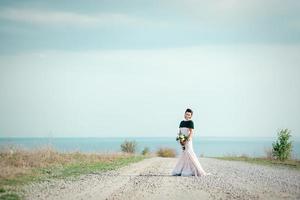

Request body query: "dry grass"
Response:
[156, 147, 176, 157]
[0, 144, 134, 180]
[0, 144, 145, 200]
[264, 147, 274, 160]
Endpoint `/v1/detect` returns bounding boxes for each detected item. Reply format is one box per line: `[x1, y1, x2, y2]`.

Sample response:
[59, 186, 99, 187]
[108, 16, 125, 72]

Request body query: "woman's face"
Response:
[184, 112, 192, 120]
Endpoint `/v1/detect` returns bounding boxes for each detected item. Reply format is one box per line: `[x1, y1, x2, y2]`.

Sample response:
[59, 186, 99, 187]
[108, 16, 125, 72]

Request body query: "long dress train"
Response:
[171, 127, 210, 177]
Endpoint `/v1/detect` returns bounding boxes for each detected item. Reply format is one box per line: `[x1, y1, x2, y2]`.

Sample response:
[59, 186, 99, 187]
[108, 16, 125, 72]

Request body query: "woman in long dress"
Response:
[171, 108, 211, 177]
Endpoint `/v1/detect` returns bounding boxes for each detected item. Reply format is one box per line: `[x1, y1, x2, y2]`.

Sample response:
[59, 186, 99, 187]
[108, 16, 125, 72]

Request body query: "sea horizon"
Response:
[2, 135, 300, 139]
[1, 136, 299, 159]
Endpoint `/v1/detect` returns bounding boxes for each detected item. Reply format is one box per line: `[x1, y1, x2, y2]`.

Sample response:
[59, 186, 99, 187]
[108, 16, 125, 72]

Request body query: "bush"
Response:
[141, 147, 150, 155]
[120, 140, 137, 153]
[272, 128, 293, 161]
[156, 147, 176, 157]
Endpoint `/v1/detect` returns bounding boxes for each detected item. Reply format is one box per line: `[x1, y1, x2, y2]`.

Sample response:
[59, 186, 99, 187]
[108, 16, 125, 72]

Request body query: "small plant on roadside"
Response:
[156, 147, 176, 157]
[141, 147, 150, 155]
[120, 140, 137, 153]
[272, 128, 293, 161]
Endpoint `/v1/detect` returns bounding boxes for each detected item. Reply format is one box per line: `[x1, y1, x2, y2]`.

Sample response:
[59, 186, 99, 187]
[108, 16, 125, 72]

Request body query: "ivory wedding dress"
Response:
[171, 119, 211, 177]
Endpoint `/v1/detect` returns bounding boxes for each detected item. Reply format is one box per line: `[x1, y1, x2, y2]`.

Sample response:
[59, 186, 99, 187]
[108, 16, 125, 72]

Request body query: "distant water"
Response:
[1, 137, 299, 159]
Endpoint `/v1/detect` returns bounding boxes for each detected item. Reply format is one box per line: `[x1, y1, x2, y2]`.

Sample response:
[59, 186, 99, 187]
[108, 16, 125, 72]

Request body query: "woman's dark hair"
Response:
[185, 108, 193, 115]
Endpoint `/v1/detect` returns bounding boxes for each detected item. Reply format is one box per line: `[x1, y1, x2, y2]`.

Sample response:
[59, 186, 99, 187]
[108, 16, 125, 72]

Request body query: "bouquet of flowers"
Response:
[176, 133, 188, 150]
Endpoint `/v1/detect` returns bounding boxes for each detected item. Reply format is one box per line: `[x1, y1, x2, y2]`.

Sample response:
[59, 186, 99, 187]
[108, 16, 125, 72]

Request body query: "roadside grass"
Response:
[210, 154, 300, 171]
[156, 147, 176, 157]
[0, 145, 146, 200]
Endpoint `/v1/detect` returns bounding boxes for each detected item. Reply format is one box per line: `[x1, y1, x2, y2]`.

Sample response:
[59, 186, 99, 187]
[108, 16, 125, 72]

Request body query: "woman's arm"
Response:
[187, 128, 193, 141]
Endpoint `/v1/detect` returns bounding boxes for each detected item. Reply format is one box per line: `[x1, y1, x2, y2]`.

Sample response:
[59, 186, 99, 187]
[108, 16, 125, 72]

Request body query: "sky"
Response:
[0, 0, 300, 138]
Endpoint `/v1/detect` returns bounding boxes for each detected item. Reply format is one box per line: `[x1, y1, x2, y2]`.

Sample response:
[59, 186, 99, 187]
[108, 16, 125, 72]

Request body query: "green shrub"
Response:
[156, 147, 176, 157]
[141, 147, 150, 155]
[120, 140, 137, 153]
[272, 128, 293, 161]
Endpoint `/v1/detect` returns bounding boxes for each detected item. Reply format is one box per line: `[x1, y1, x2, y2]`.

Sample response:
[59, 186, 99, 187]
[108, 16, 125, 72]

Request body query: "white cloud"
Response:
[0, 8, 159, 27]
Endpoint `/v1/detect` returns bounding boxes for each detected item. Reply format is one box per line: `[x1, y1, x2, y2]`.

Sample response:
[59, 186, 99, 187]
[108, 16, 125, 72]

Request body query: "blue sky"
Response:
[1, 0, 300, 53]
[0, 0, 300, 138]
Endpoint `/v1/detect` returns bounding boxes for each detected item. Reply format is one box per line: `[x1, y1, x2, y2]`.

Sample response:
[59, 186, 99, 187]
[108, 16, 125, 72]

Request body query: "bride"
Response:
[171, 108, 211, 177]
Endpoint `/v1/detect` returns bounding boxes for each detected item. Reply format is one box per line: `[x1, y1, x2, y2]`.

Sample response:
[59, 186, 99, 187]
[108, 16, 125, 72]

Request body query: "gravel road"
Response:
[22, 157, 300, 200]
